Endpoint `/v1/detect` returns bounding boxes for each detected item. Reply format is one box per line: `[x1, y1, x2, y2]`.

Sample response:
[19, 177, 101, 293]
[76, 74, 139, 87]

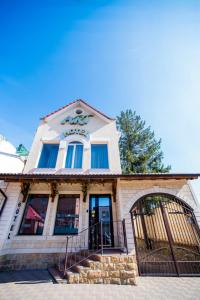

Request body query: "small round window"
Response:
[75, 108, 83, 115]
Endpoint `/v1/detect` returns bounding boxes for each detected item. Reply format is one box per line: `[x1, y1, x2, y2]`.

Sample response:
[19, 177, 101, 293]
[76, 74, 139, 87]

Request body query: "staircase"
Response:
[49, 250, 136, 285]
[48, 220, 137, 285]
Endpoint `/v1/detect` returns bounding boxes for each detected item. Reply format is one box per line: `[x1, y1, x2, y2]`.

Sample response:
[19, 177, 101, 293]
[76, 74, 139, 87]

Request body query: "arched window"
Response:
[65, 141, 83, 168]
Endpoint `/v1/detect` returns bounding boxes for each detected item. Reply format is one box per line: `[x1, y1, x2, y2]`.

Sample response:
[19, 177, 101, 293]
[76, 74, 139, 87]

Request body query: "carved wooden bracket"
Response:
[21, 182, 30, 202]
[50, 182, 58, 202]
[82, 182, 89, 202]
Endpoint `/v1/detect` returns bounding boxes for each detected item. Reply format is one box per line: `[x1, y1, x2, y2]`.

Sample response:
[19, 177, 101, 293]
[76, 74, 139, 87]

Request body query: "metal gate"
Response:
[131, 193, 200, 276]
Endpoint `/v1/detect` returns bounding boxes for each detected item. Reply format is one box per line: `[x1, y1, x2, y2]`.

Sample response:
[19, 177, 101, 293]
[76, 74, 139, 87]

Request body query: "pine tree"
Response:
[116, 110, 171, 174]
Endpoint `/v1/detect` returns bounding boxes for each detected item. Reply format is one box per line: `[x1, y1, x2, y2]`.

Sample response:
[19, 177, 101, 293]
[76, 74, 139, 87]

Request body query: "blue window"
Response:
[65, 142, 83, 168]
[91, 144, 109, 169]
[38, 144, 59, 168]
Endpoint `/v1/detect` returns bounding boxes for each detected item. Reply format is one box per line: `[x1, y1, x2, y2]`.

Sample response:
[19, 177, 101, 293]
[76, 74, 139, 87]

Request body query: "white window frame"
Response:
[66, 142, 83, 169]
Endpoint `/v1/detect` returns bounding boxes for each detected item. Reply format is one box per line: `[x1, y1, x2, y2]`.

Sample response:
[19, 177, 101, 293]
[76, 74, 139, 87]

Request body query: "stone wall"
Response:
[0, 252, 65, 271]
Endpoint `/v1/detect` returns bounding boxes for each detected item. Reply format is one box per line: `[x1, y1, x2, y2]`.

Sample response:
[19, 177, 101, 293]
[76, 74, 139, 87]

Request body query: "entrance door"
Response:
[89, 195, 114, 250]
[131, 194, 200, 276]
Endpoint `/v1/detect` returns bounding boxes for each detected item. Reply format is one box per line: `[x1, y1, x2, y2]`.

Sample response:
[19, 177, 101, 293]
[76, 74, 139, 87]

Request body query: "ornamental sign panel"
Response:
[61, 114, 93, 126]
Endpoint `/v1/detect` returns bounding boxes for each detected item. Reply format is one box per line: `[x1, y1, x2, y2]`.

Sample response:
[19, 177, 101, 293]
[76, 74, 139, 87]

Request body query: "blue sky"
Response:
[0, 0, 200, 197]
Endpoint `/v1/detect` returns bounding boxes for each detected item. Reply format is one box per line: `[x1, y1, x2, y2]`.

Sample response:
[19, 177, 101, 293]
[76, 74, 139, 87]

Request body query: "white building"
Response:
[0, 99, 200, 284]
[0, 135, 25, 173]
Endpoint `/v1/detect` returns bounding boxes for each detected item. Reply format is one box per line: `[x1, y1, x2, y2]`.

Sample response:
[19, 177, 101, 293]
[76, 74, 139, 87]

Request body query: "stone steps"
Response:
[70, 254, 102, 269]
[54, 251, 136, 285]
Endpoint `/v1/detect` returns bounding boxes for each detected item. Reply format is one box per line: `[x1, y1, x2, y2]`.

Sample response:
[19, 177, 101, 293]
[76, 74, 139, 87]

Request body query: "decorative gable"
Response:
[42, 99, 115, 141]
[24, 99, 121, 175]
[41, 99, 115, 122]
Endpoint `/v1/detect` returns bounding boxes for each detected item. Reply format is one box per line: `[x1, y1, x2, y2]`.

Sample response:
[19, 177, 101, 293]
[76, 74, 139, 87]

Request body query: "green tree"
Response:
[116, 110, 171, 174]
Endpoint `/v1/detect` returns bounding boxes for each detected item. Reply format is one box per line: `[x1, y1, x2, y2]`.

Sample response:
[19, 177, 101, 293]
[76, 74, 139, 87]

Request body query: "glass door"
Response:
[89, 195, 113, 250]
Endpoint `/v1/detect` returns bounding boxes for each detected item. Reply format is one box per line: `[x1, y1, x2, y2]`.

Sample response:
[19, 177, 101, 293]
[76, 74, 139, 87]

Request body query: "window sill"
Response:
[53, 233, 78, 236]
[58, 168, 83, 174]
[15, 235, 45, 240]
[31, 168, 56, 174]
[89, 168, 111, 173]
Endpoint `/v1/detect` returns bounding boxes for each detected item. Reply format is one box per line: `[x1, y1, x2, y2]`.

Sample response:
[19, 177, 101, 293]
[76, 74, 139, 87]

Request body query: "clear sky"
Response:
[0, 0, 200, 197]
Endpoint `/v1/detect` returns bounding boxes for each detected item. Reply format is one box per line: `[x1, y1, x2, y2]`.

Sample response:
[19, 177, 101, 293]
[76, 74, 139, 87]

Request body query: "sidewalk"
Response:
[0, 270, 200, 300]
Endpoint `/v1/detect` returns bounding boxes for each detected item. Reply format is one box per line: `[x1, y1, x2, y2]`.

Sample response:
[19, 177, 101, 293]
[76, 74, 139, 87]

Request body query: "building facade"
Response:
[0, 99, 200, 283]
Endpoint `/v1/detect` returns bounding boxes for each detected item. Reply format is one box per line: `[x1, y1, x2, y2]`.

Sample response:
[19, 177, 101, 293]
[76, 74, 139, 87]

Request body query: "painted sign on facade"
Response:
[63, 128, 88, 137]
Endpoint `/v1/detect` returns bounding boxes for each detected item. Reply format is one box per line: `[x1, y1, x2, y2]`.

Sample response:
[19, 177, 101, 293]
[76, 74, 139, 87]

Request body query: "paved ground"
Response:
[0, 270, 200, 300]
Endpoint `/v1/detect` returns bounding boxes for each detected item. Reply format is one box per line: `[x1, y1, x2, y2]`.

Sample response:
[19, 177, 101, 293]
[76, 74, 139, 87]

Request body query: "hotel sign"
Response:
[61, 113, 93, 137]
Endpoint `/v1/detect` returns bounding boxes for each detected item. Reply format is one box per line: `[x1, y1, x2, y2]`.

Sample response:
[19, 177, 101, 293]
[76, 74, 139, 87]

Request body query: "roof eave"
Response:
[40, 99, 115, 122]
[0, 173, 199, 182]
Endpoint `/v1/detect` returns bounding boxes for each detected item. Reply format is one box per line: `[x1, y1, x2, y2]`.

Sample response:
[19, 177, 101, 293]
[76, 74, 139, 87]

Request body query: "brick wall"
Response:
[118, 179, 200, 254]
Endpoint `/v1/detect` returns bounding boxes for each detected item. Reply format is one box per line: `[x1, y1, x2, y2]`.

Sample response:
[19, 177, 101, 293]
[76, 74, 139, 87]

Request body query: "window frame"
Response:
[65, 142, 83, 169]
[18, 194, 49, 236]
[53, 194, 80, 236]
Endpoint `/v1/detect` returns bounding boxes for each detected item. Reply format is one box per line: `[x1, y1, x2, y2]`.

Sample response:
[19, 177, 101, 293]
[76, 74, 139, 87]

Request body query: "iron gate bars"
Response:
[131, 193, 200, 277]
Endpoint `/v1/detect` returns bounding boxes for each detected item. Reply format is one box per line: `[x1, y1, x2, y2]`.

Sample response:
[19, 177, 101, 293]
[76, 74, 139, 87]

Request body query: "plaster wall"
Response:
[24, 103, 121, 174]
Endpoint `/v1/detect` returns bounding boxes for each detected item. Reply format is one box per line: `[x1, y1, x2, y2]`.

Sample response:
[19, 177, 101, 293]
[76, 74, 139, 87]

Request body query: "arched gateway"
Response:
[130, 193, 200, 276]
